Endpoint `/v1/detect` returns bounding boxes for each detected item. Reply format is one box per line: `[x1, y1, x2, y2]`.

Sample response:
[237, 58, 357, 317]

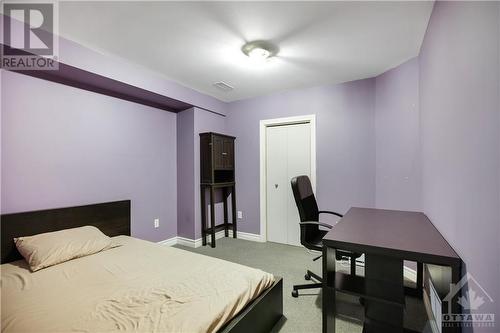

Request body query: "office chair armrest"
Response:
[299, 221, 333, 229]
[318, 210, 343, 218]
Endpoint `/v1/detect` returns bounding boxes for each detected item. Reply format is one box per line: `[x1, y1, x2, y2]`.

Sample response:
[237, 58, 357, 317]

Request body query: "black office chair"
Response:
[290, 175, 362, 298]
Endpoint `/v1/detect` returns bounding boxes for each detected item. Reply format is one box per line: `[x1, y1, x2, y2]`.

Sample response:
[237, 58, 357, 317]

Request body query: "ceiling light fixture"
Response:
[242, 40, 279, 62]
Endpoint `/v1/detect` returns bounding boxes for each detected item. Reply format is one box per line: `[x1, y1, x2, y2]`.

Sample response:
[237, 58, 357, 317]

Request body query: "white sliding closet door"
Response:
[266, 122, 311, 246]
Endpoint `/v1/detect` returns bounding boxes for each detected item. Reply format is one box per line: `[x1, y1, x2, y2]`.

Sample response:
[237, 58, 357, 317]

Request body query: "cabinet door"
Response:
[213, 136, 225, 169]
[222, 139, 234, 169]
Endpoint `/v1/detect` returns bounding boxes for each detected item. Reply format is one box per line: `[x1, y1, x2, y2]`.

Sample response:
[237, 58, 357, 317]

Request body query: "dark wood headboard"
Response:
[1, 200, 131, 264]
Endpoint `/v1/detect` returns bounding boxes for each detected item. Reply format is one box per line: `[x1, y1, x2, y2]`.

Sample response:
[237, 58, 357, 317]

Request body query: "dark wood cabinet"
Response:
[199, 132, 236, 247]
[200, 132, 235, 183]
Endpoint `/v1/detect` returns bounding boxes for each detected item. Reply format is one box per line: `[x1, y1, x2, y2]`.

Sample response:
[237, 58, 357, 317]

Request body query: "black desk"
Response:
[322, 207, 462, 333]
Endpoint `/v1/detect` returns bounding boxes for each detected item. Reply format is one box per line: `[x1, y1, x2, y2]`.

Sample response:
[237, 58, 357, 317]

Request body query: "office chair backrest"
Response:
[291, 175, 319, 222]
[291, 175, 321, 249]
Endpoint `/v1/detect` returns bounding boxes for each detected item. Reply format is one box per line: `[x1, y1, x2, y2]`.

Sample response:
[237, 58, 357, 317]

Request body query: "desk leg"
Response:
[364, 254, 404, 333]
[201, 186, 207, 246]
[223, 187, 229, 237]
[416, 262, 423, 297]
[231, 185, 237, 238]
[322, 246, 336, 333]
[210, 186, 216, 248]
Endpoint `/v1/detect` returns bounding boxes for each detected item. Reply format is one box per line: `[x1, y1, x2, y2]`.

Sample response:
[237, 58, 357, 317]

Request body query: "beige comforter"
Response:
[1, 236, 274, 333]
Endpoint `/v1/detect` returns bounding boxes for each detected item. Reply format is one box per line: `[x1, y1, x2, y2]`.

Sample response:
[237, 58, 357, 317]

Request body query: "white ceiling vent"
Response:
[213, 81, 234, 92]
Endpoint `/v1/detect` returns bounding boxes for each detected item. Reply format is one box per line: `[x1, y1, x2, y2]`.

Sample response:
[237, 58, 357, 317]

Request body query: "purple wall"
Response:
[176, 107, 227, 240]
[193, 108, 227, 240]
[1, 14, 229, 243]
[374, 58, 421, 211]
[226, 79, 376, 234]
[1, 71, 178, 242]
[176, 108, 195, 238]
[419, 1, 500, 324]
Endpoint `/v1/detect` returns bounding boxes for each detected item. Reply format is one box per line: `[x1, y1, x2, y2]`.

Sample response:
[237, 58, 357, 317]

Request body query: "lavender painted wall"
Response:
[226, 79, 376, 234]
[176, 107, 227, 240]
[374, 58, 421, 211]
[1, 71, 178, 242]
[176, 108, 195, 238]
[1, 14, 228, 242]
[419, 1, 500, 324]
[193, 108, 227, 240]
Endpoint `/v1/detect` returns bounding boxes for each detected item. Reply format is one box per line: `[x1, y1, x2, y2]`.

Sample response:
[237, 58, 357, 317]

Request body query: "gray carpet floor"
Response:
[174, 238, 430, 333]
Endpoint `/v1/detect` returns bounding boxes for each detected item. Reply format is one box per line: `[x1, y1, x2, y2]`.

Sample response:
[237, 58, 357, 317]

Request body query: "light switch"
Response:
[154, 218, 160, 228]
[237, 211, 243, 219]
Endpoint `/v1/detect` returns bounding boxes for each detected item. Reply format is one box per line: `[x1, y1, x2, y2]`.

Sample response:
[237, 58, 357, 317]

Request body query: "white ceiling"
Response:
[59, 1, 434, 102]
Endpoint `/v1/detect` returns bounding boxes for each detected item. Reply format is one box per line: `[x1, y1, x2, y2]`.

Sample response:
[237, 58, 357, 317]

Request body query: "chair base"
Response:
[291, 257, 361, 298]
[291, 270, 322, 297]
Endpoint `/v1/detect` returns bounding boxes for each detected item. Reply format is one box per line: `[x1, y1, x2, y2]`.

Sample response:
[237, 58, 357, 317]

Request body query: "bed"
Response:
[1, 200, 283, 333]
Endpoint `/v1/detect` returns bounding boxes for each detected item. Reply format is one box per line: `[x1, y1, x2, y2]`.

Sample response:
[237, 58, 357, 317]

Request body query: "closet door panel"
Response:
[286, 123, 311, 246]
[266, 126, 288, 244]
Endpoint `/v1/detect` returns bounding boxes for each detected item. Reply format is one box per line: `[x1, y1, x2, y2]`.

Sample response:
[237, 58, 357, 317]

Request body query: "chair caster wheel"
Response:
[304, 274, 311, 281]
[291, 290, 299, 298]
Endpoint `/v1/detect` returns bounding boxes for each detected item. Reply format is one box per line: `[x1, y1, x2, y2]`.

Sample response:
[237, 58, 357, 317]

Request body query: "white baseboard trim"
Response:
[157, 231, 264, 248]
[236, 231, 264, 242]
[157, 236, 177, 247]
[175, 236, 201, 248]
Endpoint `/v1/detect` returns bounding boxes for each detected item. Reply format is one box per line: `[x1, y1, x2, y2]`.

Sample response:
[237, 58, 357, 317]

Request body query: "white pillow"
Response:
[14, 226, 115, 272]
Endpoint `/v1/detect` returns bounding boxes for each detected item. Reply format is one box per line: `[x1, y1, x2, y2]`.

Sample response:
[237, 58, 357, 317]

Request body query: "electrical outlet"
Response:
[154, 218, 160, 228]
[237, 211, 243, 219]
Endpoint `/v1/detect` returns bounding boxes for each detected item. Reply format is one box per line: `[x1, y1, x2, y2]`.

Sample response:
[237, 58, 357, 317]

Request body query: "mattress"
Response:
[1, 236, 275, 333]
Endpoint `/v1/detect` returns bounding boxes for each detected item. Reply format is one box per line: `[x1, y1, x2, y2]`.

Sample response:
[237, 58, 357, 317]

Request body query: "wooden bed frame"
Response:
[0, 200, 283, 333]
